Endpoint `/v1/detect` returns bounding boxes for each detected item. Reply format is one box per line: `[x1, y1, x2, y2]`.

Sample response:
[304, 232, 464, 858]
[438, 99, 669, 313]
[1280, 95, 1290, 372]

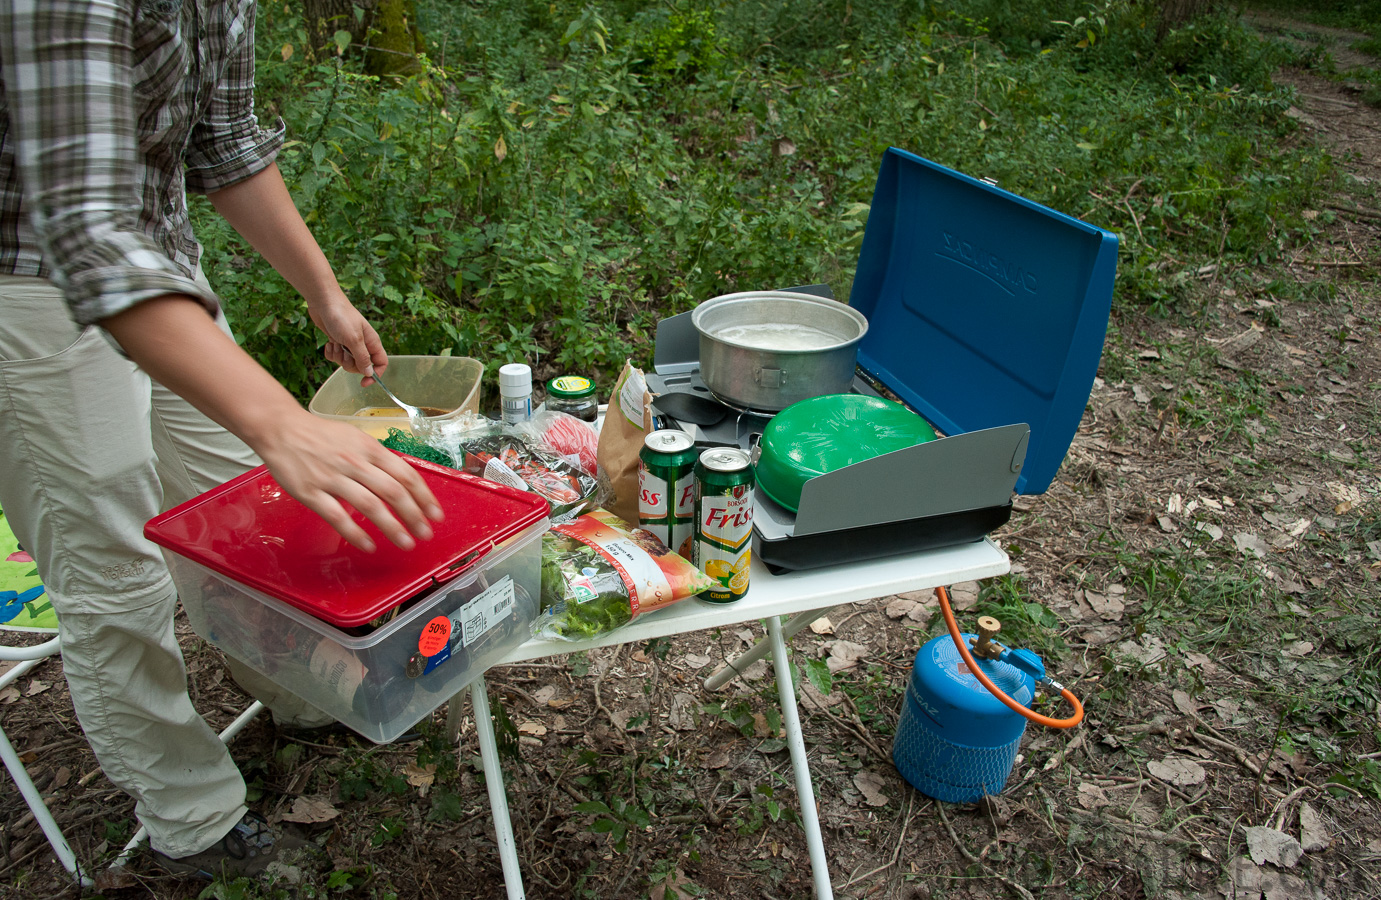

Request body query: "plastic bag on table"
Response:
[381, 417, 601, 522]
[535, 509, 714, 641]
[523, 410, 599, 476]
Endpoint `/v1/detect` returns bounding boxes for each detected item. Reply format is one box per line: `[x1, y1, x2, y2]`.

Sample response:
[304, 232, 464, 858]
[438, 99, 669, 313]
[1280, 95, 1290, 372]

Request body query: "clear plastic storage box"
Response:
[146, 458, 550, 743]
[308, 355, 484, 439]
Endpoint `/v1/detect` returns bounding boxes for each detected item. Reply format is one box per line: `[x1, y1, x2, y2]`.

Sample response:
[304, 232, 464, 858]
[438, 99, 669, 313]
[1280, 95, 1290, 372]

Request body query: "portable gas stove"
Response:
[648, 149, 1119, 574]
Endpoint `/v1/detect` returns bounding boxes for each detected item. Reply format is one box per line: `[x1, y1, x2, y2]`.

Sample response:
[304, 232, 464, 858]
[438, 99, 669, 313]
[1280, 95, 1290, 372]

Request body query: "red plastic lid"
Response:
[144, 454, 550, 627]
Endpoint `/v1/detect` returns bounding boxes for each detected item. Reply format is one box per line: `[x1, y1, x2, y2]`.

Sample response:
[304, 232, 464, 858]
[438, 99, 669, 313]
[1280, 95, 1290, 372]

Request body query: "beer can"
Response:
[692, 447, 754, 603]
[638, 429, 698, 557]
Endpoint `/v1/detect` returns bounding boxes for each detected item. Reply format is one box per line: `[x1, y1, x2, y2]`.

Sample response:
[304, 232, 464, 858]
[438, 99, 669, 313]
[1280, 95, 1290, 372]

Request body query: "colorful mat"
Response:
[0, 503, 57, 632]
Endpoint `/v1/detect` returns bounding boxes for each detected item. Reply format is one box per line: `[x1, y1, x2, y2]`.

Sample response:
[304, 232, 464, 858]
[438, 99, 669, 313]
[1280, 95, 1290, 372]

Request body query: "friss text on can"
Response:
[693, 447, 754, 604]
[638, 429, 697, 558]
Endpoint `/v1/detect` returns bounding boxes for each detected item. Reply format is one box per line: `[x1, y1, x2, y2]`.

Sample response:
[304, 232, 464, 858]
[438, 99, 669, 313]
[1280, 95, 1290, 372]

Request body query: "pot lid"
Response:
[850, 148, 1118, 494]
[144, 455, 550, 627]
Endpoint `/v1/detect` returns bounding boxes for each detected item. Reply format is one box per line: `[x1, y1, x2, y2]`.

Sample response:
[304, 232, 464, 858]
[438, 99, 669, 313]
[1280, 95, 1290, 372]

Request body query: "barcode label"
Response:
[457, 576, 516, 647]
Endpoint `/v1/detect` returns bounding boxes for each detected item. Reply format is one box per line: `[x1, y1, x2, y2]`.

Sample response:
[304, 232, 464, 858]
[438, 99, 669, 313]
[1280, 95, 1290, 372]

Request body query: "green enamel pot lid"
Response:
[755, 394, 938, 513]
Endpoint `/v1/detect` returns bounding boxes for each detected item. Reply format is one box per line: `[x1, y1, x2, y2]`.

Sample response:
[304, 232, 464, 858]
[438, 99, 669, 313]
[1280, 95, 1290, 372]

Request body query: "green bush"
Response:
[200, 0, 1333, 400]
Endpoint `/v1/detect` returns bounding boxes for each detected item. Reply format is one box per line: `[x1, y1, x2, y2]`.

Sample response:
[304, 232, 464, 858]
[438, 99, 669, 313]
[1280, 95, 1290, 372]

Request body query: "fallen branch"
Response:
[837, 792, 919, 890]
[1042, 731, 1088, 772]
[1327, 202, 1381, 222]
[937, 802, 1037, 900]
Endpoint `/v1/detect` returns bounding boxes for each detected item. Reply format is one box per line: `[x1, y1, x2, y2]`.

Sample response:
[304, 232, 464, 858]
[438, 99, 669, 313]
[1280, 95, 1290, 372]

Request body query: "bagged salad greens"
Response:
[535, 509, 714, 641]
[381, 416, 601, 522]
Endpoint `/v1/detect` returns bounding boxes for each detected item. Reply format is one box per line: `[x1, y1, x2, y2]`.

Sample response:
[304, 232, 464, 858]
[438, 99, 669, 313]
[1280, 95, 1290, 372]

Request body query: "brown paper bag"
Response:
[596, 360, 653, 524]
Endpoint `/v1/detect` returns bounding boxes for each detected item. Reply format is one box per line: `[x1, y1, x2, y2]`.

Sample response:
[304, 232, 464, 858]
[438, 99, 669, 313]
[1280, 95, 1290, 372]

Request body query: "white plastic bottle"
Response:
[499, 363, 533, 424]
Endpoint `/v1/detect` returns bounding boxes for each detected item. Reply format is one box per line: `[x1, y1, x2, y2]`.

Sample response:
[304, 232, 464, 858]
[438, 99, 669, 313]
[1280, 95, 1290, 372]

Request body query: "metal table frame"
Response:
[456, 537, 1009, 900]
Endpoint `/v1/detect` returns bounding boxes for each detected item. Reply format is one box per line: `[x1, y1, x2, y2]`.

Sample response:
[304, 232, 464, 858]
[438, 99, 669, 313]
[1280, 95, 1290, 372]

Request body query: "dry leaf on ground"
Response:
[669, 692, 697, 731]
[1076, 782, 1109, 809]
[825, 640, 868, 673]
[280, 795, 340, 824]
[884, 597, 917, 619]
[405, 762, 437, 794]
[1233, 532, 1269, 559]
[1115, 634, 1167, 667]
[705, 746, 734, 769]
[1148, 757, 1206, 786]
[853, 771, 890, 807]
[1081, 589, 1125, 621]
[1299, 802, 1329, 852]
[1221, 855, 1316, 900]
[801, 680, 844, 709]
[1246, 826, 1304, 868]
[948, 583, 980, 611]
[1283, 641, 1315, 658]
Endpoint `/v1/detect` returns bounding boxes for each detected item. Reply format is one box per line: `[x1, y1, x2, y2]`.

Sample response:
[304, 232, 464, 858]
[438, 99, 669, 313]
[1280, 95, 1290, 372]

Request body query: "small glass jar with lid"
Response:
[545, 375, 598, 422]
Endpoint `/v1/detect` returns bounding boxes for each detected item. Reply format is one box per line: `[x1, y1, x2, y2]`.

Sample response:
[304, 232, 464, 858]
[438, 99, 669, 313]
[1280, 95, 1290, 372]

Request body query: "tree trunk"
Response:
[302, 0, 423, 77]
[1157, 0, 1215, 41]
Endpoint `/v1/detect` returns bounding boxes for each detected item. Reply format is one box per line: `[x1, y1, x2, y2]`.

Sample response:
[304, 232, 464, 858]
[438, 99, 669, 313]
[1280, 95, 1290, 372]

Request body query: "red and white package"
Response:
[529, 410, 599, 476]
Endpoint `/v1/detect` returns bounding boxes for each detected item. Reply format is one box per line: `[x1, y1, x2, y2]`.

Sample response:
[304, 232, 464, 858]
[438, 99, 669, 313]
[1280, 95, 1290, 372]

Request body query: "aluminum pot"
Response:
[691, 291, 869, 412]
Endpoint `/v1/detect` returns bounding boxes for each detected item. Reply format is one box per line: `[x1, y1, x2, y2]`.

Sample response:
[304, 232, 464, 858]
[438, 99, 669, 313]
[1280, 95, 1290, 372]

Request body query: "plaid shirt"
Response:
[0, 0, 283, 326]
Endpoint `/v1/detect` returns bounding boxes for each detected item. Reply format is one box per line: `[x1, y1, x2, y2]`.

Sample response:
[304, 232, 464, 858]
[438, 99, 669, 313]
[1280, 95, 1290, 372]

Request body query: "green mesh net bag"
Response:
[380, 428, 455, 468]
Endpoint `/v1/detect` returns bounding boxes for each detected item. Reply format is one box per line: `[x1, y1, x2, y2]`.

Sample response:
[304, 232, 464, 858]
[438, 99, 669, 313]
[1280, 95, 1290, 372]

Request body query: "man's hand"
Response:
[309, 289, 387, 381]
[256, 410, 442, 553]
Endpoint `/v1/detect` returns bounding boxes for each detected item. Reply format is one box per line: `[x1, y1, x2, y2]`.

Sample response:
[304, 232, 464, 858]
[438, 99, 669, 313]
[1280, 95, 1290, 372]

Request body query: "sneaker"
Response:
[152, 811, 306, 881]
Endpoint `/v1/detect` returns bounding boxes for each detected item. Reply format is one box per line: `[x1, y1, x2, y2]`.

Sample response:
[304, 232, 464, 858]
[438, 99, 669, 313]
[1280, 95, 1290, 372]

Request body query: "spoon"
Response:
[371, 371, 437, 435]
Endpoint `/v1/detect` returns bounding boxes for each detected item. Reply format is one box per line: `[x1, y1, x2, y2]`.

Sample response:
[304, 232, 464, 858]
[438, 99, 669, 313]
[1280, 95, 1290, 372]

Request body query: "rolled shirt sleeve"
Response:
[184, 5, 284, 194]
[0, 0, 219, 326]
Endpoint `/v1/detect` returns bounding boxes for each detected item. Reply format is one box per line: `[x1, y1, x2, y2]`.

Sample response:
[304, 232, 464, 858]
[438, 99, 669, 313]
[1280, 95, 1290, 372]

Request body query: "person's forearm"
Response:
[207, 161, 386, 378]
[103, 295, 306, 450]
[102, 295, 442, 552]
[207, 162, 341, 305]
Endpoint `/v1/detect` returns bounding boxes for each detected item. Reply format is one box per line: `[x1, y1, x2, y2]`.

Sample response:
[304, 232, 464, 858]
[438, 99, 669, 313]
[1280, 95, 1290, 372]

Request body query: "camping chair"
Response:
[0, 634, 90, 887]
[2, 505, 264, 882]
[1, 633, 267, 883]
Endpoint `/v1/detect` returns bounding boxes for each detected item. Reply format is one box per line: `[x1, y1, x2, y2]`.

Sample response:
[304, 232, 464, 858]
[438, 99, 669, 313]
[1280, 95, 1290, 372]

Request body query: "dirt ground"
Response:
[2, 19, 1379, 900]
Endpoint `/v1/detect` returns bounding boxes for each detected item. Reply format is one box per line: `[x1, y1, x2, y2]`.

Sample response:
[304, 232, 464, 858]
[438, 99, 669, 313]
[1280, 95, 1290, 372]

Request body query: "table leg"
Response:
[767, 616, 834, 900]
[471, 675, 527, 900]
[704, 605, 837, 692]
[446, 693, 465, 744]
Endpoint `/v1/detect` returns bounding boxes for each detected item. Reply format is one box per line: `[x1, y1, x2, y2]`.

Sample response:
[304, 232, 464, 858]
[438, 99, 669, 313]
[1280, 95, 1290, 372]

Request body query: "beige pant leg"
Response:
[0, 275, 245, 857]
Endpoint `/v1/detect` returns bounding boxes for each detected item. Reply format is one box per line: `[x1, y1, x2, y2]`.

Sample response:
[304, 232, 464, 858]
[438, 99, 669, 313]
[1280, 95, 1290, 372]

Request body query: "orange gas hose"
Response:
[937, 585, 1084, 729]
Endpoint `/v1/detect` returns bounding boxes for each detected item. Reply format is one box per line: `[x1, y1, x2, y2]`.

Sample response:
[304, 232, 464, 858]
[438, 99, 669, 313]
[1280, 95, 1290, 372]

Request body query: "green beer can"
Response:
[638, 430, 698, 557]
[692, 447, 754, 603]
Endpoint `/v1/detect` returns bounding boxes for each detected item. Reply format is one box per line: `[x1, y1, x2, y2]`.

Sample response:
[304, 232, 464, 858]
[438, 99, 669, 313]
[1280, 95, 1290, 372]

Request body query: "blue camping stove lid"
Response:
[850, 148, 1119, 494]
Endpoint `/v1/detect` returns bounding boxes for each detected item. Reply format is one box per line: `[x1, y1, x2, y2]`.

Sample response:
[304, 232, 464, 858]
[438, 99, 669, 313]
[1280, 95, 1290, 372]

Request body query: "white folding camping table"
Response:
[459, 535, 1010, 900]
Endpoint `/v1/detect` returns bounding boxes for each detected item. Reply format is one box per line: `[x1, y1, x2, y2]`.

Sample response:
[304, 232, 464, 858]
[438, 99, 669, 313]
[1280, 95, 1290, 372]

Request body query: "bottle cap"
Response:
[546, 375, 595, 399]
[498, 363, 532, 397]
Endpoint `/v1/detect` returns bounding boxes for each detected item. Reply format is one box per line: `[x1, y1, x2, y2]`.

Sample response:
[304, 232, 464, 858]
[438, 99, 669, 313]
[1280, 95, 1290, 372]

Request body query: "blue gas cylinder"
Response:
[892, 633, 1043, 803]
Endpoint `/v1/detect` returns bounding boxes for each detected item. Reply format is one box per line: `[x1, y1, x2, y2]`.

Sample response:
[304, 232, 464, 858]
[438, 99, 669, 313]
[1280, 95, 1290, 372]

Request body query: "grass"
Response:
[1245, 0, 1381, 35]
